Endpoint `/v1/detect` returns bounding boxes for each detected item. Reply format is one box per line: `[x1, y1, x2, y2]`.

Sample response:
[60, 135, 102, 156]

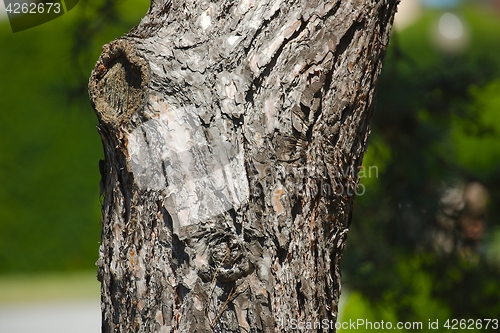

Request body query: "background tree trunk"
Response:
[89, 0, 399, 331]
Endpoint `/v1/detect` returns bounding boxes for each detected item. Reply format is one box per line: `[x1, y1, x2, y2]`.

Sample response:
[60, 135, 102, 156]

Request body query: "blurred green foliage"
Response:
[0, 0, 149, 273]
[342, 3, 500, 329]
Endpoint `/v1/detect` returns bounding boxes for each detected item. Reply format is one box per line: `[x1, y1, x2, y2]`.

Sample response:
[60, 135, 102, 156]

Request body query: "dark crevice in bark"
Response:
[159, 1, 172, 15]
[299, 102, 311, 124]
[109, 274, 121, 327]
[228, 208, 241, 235]
[305, 122, 315, 145]
[339, 105, 353, 125]
[291, 198, 303, 223]
[246, 16, 308, 104]
[296, 281, 305, 312]
[116, 167, 132, 223]
[176, 284, 190, 302]
[259, 17, 308, 80]
[243, 7, 282, 56]
[334, 20, 366, 66]
[260, 20, 308, 87]
[322, 68, 335, 99]
[173, 41, 206, 51]
[277, 247, 288, 265]
[216, 0, 236, 21]
[161, 160, 170, 188]
[255, 183, 266, 211]
[230, 114, 244, 129]
[319, 0, 342, 23]
[172, 234, 189, 268]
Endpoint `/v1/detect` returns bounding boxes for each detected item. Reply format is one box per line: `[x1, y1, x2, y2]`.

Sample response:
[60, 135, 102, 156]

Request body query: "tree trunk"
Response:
[89, 0, 399, 332]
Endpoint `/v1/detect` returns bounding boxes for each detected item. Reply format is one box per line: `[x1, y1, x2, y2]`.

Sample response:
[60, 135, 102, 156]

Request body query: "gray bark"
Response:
[89, 0, 399, 332]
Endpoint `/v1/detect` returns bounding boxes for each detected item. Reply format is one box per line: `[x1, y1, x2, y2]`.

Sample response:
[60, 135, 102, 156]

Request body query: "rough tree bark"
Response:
[89, 0, 399, 332]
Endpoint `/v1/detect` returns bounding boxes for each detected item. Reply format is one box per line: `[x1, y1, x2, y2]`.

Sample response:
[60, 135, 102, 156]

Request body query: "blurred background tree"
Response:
[0, 0, 499, 329]
[341, 0, 500, 328]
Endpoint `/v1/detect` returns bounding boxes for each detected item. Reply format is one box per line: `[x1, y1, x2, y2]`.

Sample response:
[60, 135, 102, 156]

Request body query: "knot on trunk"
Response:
[89, 39, 150, 126]
[194, 230, 255, 283]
